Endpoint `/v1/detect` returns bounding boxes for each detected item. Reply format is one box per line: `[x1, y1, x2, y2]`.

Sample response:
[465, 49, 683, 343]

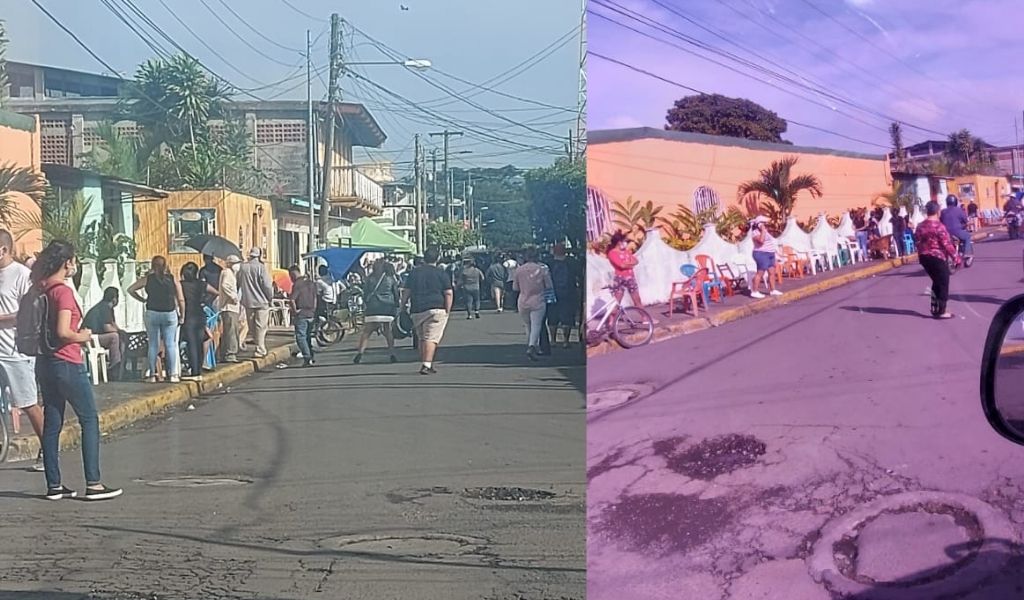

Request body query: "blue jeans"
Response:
[37, 357, 101, 489]
[294, 317, 314, 361]
[145, 310, 179, 377]
[954, 230, 973, 255]
[856, 232, 869, 257]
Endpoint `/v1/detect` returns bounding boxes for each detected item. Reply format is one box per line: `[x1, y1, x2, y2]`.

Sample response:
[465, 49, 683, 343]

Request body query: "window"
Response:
[168, 209, 217, 253]
[693, 185, 720, 214]
[959, 183, 976, 199]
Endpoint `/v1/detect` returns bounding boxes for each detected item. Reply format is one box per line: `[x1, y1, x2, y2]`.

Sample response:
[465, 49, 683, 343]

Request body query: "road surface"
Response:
[588, 233, 1024, 600]
[0, 312, 585, 600]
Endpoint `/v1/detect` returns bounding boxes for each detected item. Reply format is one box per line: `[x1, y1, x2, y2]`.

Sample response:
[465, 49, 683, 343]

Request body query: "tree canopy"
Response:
[524, 158, 585, 250]
[666, 94, 790, 143]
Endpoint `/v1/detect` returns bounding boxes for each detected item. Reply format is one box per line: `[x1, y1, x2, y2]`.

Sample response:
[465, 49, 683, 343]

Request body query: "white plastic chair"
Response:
[840, 238, 863, 264]
[85, 335, 109, 385]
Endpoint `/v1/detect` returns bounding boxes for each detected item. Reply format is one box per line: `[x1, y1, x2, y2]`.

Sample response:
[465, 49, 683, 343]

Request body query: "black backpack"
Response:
[16, 284, 56, 357]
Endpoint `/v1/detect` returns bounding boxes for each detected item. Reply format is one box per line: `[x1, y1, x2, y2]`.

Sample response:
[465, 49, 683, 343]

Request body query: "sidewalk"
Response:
[5, 330, 296, 463]
[588, 227, 999, 357]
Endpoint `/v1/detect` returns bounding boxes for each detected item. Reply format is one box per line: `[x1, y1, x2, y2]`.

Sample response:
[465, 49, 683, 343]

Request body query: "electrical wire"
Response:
[194, 0, 302, 67]
[212, 0, 306, 54]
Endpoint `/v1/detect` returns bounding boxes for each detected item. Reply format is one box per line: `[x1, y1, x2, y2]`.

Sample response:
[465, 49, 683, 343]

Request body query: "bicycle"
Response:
[586, 286, 654, 349]
[0, 366, 12, 463]
[315, 290, 366, 346]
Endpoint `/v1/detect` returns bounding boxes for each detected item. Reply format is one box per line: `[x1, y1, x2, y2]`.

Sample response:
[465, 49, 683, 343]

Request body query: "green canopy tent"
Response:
[328, 217, 416, 254]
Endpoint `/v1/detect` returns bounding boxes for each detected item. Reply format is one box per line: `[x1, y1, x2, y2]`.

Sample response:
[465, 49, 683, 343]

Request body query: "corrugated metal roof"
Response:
[589, 127, 885, 161]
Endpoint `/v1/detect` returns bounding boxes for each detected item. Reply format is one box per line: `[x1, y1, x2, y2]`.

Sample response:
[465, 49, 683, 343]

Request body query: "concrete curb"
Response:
[5, 343, 296, 463]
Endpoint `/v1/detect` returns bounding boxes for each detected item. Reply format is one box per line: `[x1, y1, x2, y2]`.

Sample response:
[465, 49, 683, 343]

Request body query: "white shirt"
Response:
[0, 261, 33, 360]
[317, 277, 337, 304]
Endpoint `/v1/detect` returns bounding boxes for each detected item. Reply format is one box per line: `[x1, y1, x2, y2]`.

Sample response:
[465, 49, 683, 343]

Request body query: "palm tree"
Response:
[889, 122, 906, 171]
[0, 163, 47, 225]
[874, 181, 917, 217]
[11, 188, 93, 252]
[737, 156, 822, 222]
[83, 122, 143, 182]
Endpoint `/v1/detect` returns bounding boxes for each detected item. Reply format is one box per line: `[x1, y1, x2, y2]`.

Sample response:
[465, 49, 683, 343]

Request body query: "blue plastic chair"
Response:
[679, 264, 711, 307]
[903, 233, 915, 255]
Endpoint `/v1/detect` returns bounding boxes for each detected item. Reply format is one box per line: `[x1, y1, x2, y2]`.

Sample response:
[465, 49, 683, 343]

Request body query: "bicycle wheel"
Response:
[0, 411, 10, 464]
[319, 318, 345, 345]
[613, 306, 654, 348]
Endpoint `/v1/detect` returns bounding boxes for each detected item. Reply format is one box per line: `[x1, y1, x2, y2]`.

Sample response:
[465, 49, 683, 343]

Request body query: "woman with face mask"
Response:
[606, 230, 643, 309]
[31, 240, 122, 501]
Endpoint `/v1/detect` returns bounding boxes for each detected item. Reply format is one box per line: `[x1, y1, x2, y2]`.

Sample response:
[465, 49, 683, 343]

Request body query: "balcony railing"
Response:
[329, 166, 383, 213]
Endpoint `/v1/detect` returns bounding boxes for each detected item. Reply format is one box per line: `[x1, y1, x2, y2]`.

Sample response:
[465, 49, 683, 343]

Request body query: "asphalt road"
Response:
[588, 232, 1024, 599]
[0, 312, 585, 600]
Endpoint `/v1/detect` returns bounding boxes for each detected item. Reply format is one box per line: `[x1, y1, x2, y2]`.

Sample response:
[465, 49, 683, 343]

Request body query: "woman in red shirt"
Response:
[913, 201, 960, 319]
[606, 230, 643, 308]
[32, 241, 122, 501]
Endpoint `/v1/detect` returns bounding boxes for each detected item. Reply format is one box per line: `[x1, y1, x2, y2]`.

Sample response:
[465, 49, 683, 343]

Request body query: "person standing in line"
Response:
[127, 256, 184, 383]
[237, 248, 273, 358]
[486, 255, 506, 313]
[198, 254, 222, 306]
[914, 200, 960, 319]
[459, 258, 485, 320]
[401, 248, 453, 375]
[0, 229, 45, 471]
[513, 247, 554, 361]
[891, 209, 908, 257]
[748, 217, 783, 299]
[354, 258, 401, 364]
[82, 287, 127, 381]
[546, 243, 579, 349]
[31, 240, 122, 500]
[288, 265, 317, 367]
[503, 253, 519, 311]
[179, 262, 216, 381]
[217, 255, 241, 363]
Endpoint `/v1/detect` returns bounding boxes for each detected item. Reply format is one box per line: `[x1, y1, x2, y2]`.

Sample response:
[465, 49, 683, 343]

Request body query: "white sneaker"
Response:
[770, 290, 784, 296]
[750, 291, 766, 299]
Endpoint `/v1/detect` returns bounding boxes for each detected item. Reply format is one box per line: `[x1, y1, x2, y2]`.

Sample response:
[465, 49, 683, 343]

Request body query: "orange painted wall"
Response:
[587, 137, 892, 221]
[950, 175, 1012, 211]
[0, 113, 43, 257]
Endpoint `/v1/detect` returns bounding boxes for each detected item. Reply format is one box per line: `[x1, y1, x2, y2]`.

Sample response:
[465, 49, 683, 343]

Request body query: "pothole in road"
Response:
[138, 476, 252, 488]
[594, 493, 734, 557]
[462, 486, 557, 502]
[654, 433, 766, 480]
[587, 383, 653, 414]
[319, 533, 489, 560]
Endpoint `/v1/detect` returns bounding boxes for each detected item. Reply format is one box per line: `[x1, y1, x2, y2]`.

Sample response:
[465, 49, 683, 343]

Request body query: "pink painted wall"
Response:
[0, 114, 43, 257]
[588, 136, 892, 222]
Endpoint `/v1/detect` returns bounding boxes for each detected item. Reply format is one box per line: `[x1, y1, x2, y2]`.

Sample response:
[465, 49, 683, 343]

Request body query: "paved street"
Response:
[0, 312, 584, 600]
[588, 233, 1024, 599]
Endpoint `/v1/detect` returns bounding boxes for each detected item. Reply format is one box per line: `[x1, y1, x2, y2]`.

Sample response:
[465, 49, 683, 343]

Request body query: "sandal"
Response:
[936, 313, 955, 320]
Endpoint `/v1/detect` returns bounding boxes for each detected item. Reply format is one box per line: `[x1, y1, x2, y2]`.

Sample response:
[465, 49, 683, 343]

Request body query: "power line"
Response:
[30, 0, 128, 78]
[212, 0, 305, 54]
[193, 0, 301, 67]
[277, 0, 320, 21]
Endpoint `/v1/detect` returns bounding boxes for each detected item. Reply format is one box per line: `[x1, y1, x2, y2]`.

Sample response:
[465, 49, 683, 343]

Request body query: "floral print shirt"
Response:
[913, 219, 958, 261]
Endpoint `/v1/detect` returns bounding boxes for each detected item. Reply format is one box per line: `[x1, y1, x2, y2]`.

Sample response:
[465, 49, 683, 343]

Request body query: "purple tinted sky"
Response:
[588, 0, 1024, 153]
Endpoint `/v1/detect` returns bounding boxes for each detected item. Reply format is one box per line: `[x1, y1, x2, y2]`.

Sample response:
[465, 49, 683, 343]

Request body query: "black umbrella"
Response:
[184, 235, 241, 260]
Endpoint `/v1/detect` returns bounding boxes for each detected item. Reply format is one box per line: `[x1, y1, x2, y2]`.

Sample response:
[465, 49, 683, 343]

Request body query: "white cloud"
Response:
[604, 115, 646, 129]
[845, 0, 875, 7]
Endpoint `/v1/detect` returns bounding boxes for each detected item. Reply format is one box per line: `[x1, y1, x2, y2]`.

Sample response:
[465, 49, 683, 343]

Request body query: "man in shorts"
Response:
[401, 247, 453, 375]
[0, 229, 43, 471]
[750, 216, 783, 299]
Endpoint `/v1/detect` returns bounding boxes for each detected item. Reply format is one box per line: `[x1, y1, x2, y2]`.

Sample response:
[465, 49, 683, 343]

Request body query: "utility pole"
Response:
[575, 0, 587, 162]
[306, 29, 315, 260]
[467, 171, 473, 232]
[429, 130, 462, 222]
[318, 13, 342, 246]
[430, 148, 438, 219]
[414, 133, 424, 255]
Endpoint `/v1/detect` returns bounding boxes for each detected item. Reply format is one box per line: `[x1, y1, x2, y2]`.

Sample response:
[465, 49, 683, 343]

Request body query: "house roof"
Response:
[0, 109, 35, 132]
[6, 60, 123, 85]
[589, 127, 885, 161]
[41, 164, 169, 198]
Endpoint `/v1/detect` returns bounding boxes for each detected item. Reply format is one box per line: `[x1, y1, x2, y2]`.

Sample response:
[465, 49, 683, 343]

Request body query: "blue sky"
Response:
[588, 0, 1023, 153]
[5, 0, 582, 173]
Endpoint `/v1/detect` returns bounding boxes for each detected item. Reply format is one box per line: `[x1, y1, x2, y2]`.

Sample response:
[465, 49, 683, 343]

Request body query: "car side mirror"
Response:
[981, 294, 1024, 446]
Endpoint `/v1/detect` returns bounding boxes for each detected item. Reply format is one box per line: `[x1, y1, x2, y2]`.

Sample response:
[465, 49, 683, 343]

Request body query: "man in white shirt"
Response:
[218, 255, 242, 362]
[0, 229, 43, 470]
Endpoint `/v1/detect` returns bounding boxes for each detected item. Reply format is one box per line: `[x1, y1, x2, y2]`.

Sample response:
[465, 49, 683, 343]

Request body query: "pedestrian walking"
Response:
[82, 287, 127, 381]
[128, 256, 184, 383]
[401, 248, 453, 375]
[179, 262, 216, 381]
[503, 254, 519, 311]
[748, 217, 783, 299]
[287, 265, 316, 367]
[354, 258, 400, 364]
[914, 200, 960, 319]
[459, 258, 484, 319]
[29, 240, 122, 500]
[218, 255, 241, 363]
[237, 248, 273, 358]
[513, 247, 554, 361]
[0, 229, 45, 471]
[486, 256, 506, 313]
[401, 256, 423, 351]
[606, 230, 644, 307]
[546, 243, 580, 349]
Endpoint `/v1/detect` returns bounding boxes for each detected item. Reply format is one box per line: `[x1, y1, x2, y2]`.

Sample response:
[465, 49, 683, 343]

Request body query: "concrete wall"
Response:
[0, 111, 43, 256]
[588, 134, 892, 222]
[951, 175, 1012, 210]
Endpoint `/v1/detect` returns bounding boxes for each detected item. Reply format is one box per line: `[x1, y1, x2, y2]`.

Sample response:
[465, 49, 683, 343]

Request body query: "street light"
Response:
[344, 59, 432, 70]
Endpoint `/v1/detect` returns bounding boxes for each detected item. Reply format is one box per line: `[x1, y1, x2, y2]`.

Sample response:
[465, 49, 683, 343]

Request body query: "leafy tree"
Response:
[874, 181, 918, 216]
[11, 188, 92, 250]
[82, 122, 143, 182]
[471, 177, 532, 250]
[524, 158, 585, 250]
[889, 122, 906, 171]
[426, 221, 470, 251]
[666, 94, 789, 143]
[0, 163, 47, 225]
[610, 197, 663, 234]
[944, 129, 993, 176]
[660, 205, 747, 250]
[737, 156, 822, 222]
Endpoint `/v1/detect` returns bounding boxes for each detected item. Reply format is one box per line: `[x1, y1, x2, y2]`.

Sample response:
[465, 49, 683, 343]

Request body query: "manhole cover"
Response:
[462, 487, 556, 502]
[140, 476, 251, 488]
[809, 492, 1018, 599]
[318, 533, 487, 559]
[654, 434, 766, 479]
[587, 383, 653, 414]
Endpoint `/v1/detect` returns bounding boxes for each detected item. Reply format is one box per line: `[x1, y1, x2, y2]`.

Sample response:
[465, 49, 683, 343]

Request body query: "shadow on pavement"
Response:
[948, 293, 1009, 306]
[843, 539, 1024, 600]
[839, 306, 932, 318]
